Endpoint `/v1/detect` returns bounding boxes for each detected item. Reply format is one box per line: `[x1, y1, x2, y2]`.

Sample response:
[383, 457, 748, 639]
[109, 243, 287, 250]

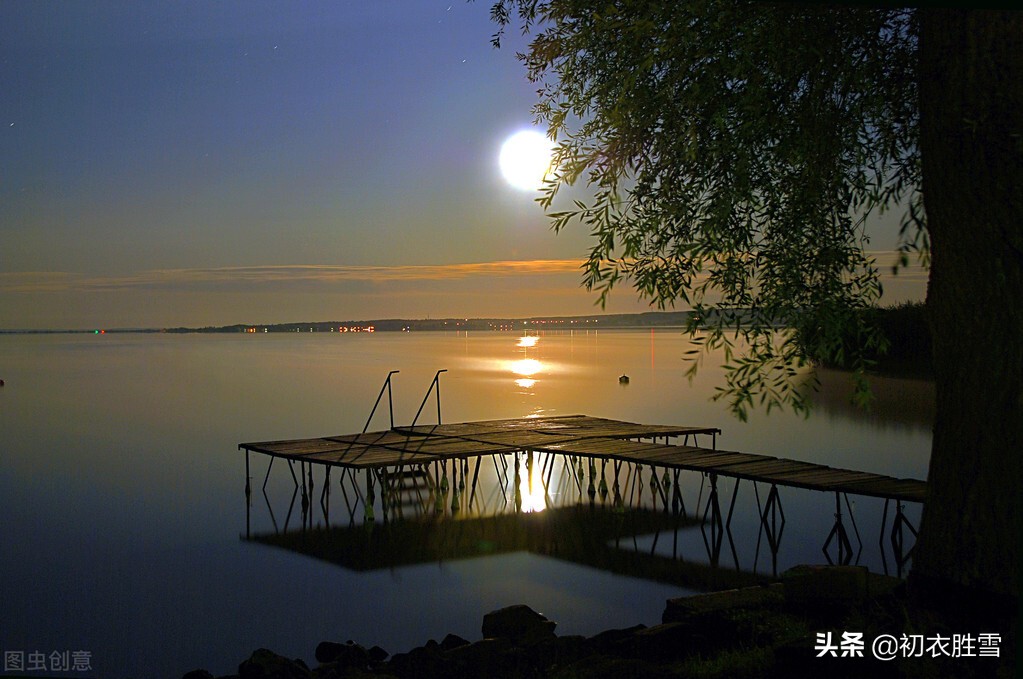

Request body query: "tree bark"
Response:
[915, 10, 1022, 600]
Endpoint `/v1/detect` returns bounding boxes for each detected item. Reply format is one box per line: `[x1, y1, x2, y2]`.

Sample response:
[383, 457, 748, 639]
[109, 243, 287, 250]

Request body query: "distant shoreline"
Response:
[0, 310, 697, 335]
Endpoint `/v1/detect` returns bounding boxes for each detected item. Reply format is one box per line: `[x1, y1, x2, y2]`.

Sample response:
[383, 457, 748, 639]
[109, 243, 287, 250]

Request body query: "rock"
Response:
[315, 642, 344, 664]
[553, 655, 677, 679]
[386, 643, 445, 679]
[238, 648, 311, 679]
[586, 624, 646, 656]
[314, 641, 369, 669]
[446, 637, 517, 677]
[439, 633, 471, 651]
[632, 622, 701, 661]
[180, 670, 214, 679]
[481, 604, 557, 644]
[531, 634, 594, 669]
[783, 565, 869, 610]
[367, 645, 389, 664]
[663, 583, 784, 623]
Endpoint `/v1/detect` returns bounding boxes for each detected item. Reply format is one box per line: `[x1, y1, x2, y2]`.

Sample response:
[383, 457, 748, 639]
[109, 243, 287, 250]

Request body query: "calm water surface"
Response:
[0, 330, 932, 678]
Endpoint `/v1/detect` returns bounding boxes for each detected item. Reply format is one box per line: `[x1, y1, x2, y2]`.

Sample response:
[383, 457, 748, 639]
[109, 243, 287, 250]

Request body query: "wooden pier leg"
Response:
[763, 484, 785, 577]
[700, 473, 723, 566]
[599, 459, 609, 503]
[587, 458, 597, 504]
[245, 450, 251, 539]
[283, 460, 299, 533]
[844, 493, 863, 562]
[725, 478, 741, 570]
[879, 498, 892, 576]
[891, 501, 919, 578]
[468, 456, 482, 509]
[299, 462, 309, 529]
[672, 469, 684, 517]
[365, 470, 375, 523]
[319, 466, 331, 526]
[823, 491, 853, 565]
[260, 457, 280, 534]
[514, 453, 522, 513]
[612, 461, 623, 510]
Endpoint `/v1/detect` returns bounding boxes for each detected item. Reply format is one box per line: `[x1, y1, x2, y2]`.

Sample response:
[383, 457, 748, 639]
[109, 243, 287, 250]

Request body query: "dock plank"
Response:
[240, 415, 925, 503]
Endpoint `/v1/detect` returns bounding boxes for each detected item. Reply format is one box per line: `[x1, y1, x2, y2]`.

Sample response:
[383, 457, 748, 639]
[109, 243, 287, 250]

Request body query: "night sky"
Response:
[0, 1, 926, 329]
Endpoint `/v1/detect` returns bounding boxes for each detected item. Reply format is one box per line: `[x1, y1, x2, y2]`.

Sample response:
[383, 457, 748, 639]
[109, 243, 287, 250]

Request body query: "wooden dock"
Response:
[239, 414, 925, 504]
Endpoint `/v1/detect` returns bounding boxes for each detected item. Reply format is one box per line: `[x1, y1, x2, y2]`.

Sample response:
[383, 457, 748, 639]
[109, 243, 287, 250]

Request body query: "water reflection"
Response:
[248, 450, 760, 592]
[808, 368, 935, 431]
[508, 334, 547, 394]
[516, 451, 547, 513]
[247, 432, 921, 591]
[2, 330, 932, 678]
[510, 358, 543, 377]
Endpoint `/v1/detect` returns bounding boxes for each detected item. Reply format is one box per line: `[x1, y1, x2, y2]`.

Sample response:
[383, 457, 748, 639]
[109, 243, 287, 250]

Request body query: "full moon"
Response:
[499, 130, 553, 191]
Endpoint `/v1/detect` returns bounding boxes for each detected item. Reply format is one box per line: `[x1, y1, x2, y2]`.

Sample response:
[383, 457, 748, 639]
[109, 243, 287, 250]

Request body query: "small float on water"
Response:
[618, 374, 629, 384]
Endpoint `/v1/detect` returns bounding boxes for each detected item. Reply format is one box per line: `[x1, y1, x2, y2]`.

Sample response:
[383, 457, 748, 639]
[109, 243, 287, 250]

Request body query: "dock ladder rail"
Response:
[317, 370, 401, 525]
[408, 369, 447, 430]
[355, 369, 449, 521]
[362, 369, 400, 432]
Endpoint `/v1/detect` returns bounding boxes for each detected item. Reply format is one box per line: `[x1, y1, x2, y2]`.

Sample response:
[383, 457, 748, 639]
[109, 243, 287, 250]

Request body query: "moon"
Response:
[499, 130, 553, 191]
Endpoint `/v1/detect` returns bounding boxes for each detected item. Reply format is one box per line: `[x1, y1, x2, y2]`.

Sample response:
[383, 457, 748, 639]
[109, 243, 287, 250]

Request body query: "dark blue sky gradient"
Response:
[0, 1, 925, 328]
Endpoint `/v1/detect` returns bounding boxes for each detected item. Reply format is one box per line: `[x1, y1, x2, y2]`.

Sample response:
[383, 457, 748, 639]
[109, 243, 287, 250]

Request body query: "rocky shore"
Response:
[181, 565, 1014, 679]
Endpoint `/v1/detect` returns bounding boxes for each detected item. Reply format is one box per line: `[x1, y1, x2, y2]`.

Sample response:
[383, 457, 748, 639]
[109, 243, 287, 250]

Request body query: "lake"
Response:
[0, 329, 932, 678]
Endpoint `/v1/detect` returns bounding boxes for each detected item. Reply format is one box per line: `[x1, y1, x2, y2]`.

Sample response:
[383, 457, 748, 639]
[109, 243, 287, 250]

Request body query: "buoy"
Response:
[618, 374, 629, 384]
[0, 378, 5, 386]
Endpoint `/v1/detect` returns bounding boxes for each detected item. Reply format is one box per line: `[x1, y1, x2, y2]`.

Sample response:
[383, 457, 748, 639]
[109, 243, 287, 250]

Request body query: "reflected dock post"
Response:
[245, 449, 251, 539]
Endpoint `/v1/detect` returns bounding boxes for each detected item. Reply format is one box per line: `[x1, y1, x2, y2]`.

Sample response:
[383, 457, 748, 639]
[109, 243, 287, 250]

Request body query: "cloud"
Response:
[0, 253, 927, 296]
[0, 260, 588, 293]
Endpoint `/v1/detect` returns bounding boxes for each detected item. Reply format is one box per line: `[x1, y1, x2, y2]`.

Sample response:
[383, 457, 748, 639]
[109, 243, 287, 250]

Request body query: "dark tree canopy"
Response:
[493, 0, 924, 416]
[492, 2, 1023, 601]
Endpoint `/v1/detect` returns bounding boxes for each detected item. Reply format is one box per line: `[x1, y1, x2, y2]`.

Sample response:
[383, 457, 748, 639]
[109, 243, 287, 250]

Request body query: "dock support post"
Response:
[823, 491, 853, 565]
[724, 478, 741, 570]
[671, 469, 685, 517]
[365, 470, 376, 523]
[283, 460, 299, 532]
[245, 450, 251, 539]
[700, 473, 724, 566]
[319, 467, 331, 526]
[890, 501, 918, 578]
[514, 453, 522, 512]
[468, 456, 483, 509]
[753, 483, 785, 577]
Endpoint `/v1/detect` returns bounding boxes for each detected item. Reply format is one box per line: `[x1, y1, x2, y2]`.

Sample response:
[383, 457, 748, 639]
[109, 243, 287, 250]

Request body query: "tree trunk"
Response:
[915, 10, 1022, 601]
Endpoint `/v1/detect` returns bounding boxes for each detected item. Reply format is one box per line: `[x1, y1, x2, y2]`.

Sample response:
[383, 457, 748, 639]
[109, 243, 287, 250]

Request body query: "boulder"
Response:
[446, 637, 517, 677]
[553, 655, 677, 679]
[531, 634, 594, 668]
[180, 671, 214, 679]
[314, 641, 369, 669]
[586, 624, 647, 656]
[632, 622, 701, 661]
[783, 565, 869, 610]
[481, 604, 557, 644]
[386, 643, 445, 679]
[315, 642, 344, 664]
[367, 645, 390, 664]
[663, 583, 784, 623]
[439, 633, 471, 651]
[238, 648, 311, 679]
